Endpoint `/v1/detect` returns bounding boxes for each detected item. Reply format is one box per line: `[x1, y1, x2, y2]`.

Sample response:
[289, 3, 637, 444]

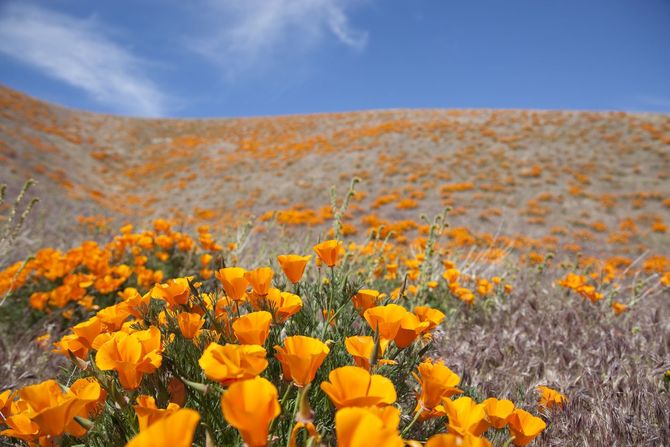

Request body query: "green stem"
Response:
[401, 409, 423, 437]
[286, 386, 306, 447]
[320, 267, 336, 339]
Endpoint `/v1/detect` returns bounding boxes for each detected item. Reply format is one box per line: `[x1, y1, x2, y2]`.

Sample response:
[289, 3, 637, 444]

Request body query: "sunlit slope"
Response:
[1, 86, 669, 258]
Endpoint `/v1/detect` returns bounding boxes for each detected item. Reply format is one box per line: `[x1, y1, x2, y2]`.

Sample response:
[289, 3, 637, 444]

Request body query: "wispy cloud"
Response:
[0, 2, 167, 116]
[191, 0, 369, 76]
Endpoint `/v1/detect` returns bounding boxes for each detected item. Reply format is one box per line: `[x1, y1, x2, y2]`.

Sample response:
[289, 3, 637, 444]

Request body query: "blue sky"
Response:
[0, 0, 669, 117]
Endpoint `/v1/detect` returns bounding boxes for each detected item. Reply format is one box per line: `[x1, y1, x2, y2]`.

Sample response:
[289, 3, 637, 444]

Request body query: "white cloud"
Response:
[0, 3, 167, 116]
[191, 0, 369, 76]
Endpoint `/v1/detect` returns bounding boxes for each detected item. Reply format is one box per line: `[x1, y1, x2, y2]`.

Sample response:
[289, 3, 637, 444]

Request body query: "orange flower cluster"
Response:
[0, 378, 105, 444]
[2, 233, 554, 446]
[556, 272, 604, 303]
[0, 219, 225, 314]
[442, 265, 512, 305]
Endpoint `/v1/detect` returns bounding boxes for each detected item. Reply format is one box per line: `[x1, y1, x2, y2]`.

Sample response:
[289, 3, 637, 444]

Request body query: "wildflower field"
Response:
[0, 86, 669, 446]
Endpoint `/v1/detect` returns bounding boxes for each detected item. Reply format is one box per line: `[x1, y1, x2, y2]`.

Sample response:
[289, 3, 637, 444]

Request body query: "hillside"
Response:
[2, 85, 669, 261]
[0, 86, 669, 446]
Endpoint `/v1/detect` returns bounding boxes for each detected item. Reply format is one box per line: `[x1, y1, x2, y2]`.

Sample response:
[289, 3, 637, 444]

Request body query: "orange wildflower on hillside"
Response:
[216, 267, 249, 302]
[277, 254, 311, 283]
[274, 335, 330, 387]
[95, 326, 162, 390]
[125, 408, 200, 447]
[220, 377, 280, 447]
[313, 240, 343, 267]
[232, 311, 272, 345]
[335, 406, 404, 447]
[321, 366, 396, 409]
[199, 343, 268, 385]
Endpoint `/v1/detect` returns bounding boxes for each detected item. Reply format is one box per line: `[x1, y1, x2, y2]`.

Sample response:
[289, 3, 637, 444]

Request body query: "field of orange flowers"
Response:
[0, 87, 669, 446]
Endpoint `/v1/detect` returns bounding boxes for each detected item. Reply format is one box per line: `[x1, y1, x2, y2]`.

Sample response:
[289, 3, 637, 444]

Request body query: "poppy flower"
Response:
[233, 311, 272, 345]
[320, 366, 396, 409]
[313, 240, 342, 267]
[0, 389, 13, 418]
[126, 408, 200, 447]
[199, 342, 268, 385]
[661, 272, 670, 287]
[0, 414, 39, 443]
[53, 333, 90, 360]
[277, 254, 311, 283]
[274, 335, 330, 386]
[71, 316, 103, 349]
[425, 433, 492, 447]
[96, 301, 133, 331]
[506, 409, 546, 446]
[151, 278, 191, 308]
[221, 377, 280, 447]
[476, 279, 493, 297]
[95, 326, 163, 390]
[393, 312, 430, 349]
[344, 335, 386, 370]
[537, 386, 567, 410]
[440, 396, 489, 437]
[69, 377, 106, 420]
[216, 267, 249, 301]
[244, 267, 274, 296]
[611, 301, 628, 315]
[364, 304, 409, 343]
[352, 289, 384, 313]
[289, 421, 321, 447]
[482, 397, 514, 428]
[265, 288, 303, 323]
[335, 406, 403, 447]
[134, 395, 180, 431]
[177, 312, 204, 339]
[15, 378, 102, 437]
[443, 268, 460, 284]
[413, 359, 463, 414]
[413, 306, 445, 331]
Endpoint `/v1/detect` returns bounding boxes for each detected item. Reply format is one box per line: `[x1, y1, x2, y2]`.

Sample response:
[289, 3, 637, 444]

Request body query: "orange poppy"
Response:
[274, 335, 330, 386]
[95, 326, 162, 390]
[506, 409, 546, 446]
[363, 304, 409, 343]
[335, 406, 403, 447]
[199, 342, 268, 385]
[393, 312, 430, 349]
[482, 397, 514, 429]
[313, 240, 342, 267]
[265, 288, 303, 323]
[320, 366, 396, 409]
[216, 267, 249, 301]
[440, 396, 489, 437]
[220, 377, 280, 447]
[537, 386, 567, 410]
[177, 312, 204, 339]
[134, 395, 180, 431]
[151, 277, 191, 308]
[244, 267, 274, 296]
[413, 359, 463, 415]
[352, 289, 384, 313]
[233, 311, 272, 345]
[125, 408, 200, 447]
[277, 254, 311, 283]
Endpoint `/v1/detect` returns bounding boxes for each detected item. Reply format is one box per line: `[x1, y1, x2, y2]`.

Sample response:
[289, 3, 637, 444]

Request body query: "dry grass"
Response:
[441, 271, 669, 446]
